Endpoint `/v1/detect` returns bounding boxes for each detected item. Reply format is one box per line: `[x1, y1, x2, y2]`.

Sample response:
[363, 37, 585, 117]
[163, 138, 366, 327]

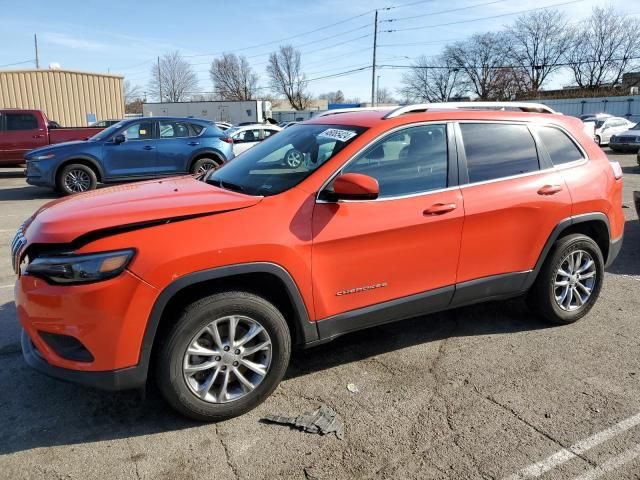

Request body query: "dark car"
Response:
[25, 117, 234, 194]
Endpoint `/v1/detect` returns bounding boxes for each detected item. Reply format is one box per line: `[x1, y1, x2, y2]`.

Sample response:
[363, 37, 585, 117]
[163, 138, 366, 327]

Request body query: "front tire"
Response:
[527, 234, 604, 325]
[156, 291, 291, 421]
[595, 135, 602, 146]
[56, 163, 97, 195]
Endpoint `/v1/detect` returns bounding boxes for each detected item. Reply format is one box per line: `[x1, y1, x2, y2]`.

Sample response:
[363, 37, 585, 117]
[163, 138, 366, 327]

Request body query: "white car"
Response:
[226, 124, 282, 155]
[593, 116, 635, 146]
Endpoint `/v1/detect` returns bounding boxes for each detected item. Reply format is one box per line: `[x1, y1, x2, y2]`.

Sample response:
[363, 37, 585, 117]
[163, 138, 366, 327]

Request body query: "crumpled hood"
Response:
[24, 176, 262, 245]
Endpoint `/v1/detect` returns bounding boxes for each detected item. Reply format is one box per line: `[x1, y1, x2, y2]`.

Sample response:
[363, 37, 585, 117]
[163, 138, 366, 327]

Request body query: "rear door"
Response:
[311, 123, 464, 322]
[0, 112, 47, 164]
[156, 120, 204, 173]
[101, 120, 157, 178]
[454, 122, 572, 287]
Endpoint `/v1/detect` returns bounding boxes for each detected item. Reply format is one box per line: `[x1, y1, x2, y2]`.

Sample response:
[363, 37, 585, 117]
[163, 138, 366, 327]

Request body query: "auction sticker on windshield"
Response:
[318, 128, 357, 142]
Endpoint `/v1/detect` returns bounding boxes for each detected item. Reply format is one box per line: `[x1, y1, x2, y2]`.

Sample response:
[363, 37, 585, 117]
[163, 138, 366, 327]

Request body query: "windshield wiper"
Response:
[209, 177, 245, 193]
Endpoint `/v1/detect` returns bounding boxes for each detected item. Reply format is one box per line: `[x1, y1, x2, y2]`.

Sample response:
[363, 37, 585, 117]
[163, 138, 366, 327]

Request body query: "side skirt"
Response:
[310, 271, 530, 346]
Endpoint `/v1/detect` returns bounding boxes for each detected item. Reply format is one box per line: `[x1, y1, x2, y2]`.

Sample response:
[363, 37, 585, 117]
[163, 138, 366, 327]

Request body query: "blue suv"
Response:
[25, 117, 234, 194]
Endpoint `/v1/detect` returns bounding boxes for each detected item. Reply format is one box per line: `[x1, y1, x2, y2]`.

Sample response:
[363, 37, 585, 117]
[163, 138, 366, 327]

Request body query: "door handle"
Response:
[188, 141, 200, 146]
[143, 145, 155, 150]
[424, 203, 457, 216]
[32, 134, 44, 139]
[537, 185, 563, 195]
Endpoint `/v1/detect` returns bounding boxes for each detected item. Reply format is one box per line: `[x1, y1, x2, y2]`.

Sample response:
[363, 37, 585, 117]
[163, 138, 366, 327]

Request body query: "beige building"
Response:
[0, 69, 124, 126]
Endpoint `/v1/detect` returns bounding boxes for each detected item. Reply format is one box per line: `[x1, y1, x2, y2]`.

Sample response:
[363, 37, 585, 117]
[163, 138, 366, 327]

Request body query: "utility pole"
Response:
[377, 75, 381, 104]
[157, 56, 163, 102]
[34, 34, 39, 69]
[370, 10, 378, 107]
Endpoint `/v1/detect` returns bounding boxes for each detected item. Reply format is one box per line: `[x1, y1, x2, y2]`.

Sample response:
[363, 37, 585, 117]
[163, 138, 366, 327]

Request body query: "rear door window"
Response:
[5, 113, 38, 131]
[537, 126, 584, 165]
[460, 123, 539, 183]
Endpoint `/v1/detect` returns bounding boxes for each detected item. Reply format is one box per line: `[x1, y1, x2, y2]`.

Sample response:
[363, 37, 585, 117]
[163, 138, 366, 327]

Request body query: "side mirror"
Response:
[113, 134, 126, 144]
[327, 173, 379, 201]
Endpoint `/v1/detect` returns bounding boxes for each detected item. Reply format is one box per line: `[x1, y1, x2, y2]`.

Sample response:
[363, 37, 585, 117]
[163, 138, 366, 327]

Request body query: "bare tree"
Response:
[123, 80, 142, 104]
[376, 87, 395, 104]
[209, 53, 258, 100]
[148, 51, 199, 102]
[266, 45, 311, 110]
[444, 32, 521, 100]
[506, 9, 574, 91]
[566, 6, 640, 89]
[318, 90, 346, 104]
[398, 55, 464, 102]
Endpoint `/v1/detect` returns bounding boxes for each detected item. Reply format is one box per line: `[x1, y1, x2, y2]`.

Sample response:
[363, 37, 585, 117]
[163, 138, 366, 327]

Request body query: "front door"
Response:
[311, 123, 464, 321]
[102, 120, 157, 178]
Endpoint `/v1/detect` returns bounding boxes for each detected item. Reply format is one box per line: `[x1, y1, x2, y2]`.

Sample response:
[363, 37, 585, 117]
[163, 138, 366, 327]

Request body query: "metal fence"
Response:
[527, 96, 640, 121]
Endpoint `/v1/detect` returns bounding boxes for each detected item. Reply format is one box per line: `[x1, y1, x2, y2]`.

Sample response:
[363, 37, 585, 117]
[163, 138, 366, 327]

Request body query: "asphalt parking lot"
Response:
[0, 151, 639, 480]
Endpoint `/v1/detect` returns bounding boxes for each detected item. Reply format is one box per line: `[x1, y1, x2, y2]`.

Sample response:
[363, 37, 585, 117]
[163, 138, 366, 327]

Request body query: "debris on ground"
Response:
[262, 404, 344, 439]
[346, 383, 359, 393]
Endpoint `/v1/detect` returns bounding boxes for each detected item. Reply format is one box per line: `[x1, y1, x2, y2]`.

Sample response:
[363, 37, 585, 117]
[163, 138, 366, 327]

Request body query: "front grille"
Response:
[10, 223, 27, 274]
[615, 136, 640, 143]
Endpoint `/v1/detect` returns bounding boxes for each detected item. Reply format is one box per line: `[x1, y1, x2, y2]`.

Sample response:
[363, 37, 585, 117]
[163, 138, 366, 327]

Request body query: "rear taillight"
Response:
[610, 161, 623, 180]
[221, 136, 233, 144]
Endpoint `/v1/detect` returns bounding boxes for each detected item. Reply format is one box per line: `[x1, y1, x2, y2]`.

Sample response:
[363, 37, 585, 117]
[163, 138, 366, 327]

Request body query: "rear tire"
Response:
[156, 291, 291, 421]
[595, 135, 602, 146]
[527, 234, 604, 325]
[190, 157, 219, 175]
[56, 163, 97, 195]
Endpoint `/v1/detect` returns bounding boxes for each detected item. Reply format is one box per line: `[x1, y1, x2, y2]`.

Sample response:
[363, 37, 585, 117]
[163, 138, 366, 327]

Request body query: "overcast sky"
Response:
[0, 0, 637, 103]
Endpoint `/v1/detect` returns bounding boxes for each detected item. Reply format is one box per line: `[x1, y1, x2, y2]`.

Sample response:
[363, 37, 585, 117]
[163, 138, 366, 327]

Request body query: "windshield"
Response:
[89, 121, 127, 141]
[208, 124, 366, 196]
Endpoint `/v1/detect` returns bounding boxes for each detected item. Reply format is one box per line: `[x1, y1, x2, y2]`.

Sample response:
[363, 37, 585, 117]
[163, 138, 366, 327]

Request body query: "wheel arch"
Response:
[139, 263, 318, 381]
[55, 156, 105, 182]
[525, 213, 611, 289]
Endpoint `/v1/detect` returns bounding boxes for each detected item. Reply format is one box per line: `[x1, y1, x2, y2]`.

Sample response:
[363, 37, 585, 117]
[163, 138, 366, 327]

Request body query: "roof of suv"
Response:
[305, 109, 578, 129]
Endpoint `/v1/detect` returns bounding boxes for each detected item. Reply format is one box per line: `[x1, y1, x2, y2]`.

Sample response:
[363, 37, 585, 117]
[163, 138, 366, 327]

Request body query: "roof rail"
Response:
[315, 106, 395, 117]
[383, 102, 558, 119]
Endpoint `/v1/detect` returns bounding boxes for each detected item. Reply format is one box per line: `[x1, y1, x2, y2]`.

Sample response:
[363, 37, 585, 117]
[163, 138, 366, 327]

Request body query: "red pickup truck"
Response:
[0, 109, 105, 166]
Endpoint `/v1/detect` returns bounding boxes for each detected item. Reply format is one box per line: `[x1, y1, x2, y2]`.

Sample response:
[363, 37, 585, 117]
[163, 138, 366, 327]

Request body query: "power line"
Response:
[384, 0, 585, 32]
[0, 59, 37, 69]
[382, 0, 509, 23]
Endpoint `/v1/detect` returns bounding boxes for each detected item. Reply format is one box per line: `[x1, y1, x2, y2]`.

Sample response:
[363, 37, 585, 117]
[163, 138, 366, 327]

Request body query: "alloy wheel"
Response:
[182, 315, 272, 403]
[196, 162, 216, 175]
[285, 149, 303, 168]
[554, 249, 597, 311]
[64, 169, 91, 192]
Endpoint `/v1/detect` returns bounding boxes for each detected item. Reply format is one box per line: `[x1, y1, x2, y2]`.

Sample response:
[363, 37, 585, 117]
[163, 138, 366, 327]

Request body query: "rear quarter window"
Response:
[537, 126, 584, 165]
[460, 123, 539, 183]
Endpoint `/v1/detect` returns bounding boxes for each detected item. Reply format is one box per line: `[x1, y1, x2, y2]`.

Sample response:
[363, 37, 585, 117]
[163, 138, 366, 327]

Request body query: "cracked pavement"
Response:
[1, 150, 639, 479]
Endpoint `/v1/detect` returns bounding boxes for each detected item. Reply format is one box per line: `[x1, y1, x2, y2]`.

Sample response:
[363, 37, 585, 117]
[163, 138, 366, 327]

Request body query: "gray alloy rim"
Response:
[182, 315, 272, 404]
[64, 169, 91, 192]
[196, 161, 216, 175]
[285, 149, 303, 168]
[554, 249, 597, 312]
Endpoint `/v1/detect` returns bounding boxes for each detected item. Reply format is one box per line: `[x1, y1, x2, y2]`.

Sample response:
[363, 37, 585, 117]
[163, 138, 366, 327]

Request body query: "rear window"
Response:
[5, 113, 38, 131]
[537, 127, 584, 165]
[460, 123, 539, 183]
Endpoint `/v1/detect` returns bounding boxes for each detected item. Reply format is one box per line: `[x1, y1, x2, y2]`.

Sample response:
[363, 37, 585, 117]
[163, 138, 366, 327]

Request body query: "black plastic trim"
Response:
[38, 331, 94, 362]
[312, 286, 454, 345]
[55, 155, 106, 182]
[22, 330, 146, 391]
[450, 271, 529, 307]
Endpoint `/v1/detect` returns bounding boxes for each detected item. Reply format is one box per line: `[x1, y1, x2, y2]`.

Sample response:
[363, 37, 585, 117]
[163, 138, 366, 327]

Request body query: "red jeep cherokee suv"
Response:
[13, 103, 624, 421]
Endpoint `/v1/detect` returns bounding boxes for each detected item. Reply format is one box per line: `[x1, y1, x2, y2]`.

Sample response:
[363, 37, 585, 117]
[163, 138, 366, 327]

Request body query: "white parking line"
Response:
[571, 443, 640, 480]
[504, 412, 640, 479]
[0, 284, 13, 289]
